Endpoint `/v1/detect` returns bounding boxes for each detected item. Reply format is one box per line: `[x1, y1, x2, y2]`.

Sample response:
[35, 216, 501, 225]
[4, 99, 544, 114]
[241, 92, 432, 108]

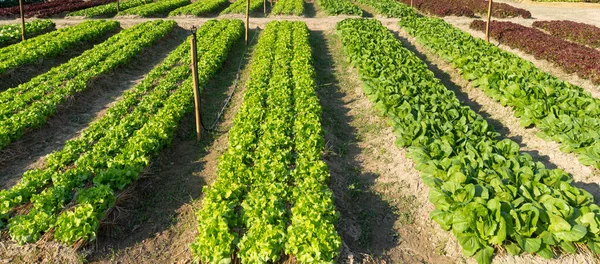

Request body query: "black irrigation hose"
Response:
[199, 26, 261, 134]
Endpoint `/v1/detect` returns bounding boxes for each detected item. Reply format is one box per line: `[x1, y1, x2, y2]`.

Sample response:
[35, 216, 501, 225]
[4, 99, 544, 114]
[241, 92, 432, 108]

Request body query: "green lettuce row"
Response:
[52, 18, 244, 246]
[284, 22, 341, 263]
[355, 0, 417, 18]
[237, 21, 295, 263]
[0, 20, 117, 75]
[168, 0, 226, 16]
[190, 20, 341, 263]
[0, 21, 147, 118]
[0, 20, 177, 242]
[316, 0, 362, 16]
[401, 16, 600, 170]
[190, 19, 278, 263]
[0, 21, 224, 233]
[0, 19, 56, 48]
[4, 20, 226, 242]
[0, 20, 172, 151]
[363, 0, 600, 170]
[220, 0, 262, 14]
[336, 18, 600, 264]
[118, 0, 189, 17]
[271, 0, 303, 16]
[66, 0, 149, 17]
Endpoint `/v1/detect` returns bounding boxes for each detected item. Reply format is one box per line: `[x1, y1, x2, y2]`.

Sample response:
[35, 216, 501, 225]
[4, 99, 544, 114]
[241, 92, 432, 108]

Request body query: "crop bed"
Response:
[396, 0, 531, 18]
[0, 19, 55, 47]
[220, 0, 262, 14]
[0, 19, 242, 246]
[316, 0, 362, 16]
[470, 20, 600, 84]
[533, 20, 600, 49]
[190, 20, 340, 263]
[0, 0, 114, 18]
[118, 0, 189, 17]
[338, 16, 600, 264]
[66, 0, 148, 17]
[168, 0, 227, 16]
[271, 0, 303, 16]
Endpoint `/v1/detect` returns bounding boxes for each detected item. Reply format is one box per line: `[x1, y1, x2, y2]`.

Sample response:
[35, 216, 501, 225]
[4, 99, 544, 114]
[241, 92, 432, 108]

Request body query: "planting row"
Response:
[169, 0, 227, 16]
[0, 19, 243, 245]
[67, 0, 147, 17]
[337, 17, 600, 264]
[271, 0, 303, 16]
[533, 20, 600, 49]
[0, 19, 54, 48]
[220, 0, 262, 14]
[0, 0, 114, 18]
[119, 0, 189, 17]
[367, 0, 600, 172]
[0, 20, 170, 151]
[0, 20, 117, 75]
[190, 21, 340, 263]
[316, 0, 362, 16]
[470, 20, 600, 84]
[0, 0, 43, 8]
[397, 0, 531, 18]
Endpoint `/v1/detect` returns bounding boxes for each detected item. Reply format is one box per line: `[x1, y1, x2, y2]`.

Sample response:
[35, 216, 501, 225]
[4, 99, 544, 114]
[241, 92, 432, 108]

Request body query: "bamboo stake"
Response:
[190, 26, 202, 141]
[264, 0, 266, 14]
[245, 0, 250, 45]
[485, 0, 493, 42]
[116, 0, 120, 13]
[19, 0, 25, 41]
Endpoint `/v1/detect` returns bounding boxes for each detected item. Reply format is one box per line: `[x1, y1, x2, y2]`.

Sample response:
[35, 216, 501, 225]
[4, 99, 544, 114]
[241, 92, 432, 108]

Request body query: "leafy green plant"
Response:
[220, 0, 262, 14]
[1, 20, 179, 243]
[0, 20, 117, 74]
[118, 0, 189, 17]
[336, 17, 600, 264]
[169, 0, 227, 16]
[271, 0, 303, 16]
[190, 21, 341, 263]
[67, 0, 149, 17]
[316, 0, 362, 16]
[0, 19, 55, 48]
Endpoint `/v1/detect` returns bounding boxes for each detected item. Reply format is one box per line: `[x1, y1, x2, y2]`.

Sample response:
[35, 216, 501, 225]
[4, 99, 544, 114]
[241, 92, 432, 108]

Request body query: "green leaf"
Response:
[554, 224, 587, 242]
[474, 246, 494, 264]
[457, 232, 483, 257]
[504, 242, 521, 256]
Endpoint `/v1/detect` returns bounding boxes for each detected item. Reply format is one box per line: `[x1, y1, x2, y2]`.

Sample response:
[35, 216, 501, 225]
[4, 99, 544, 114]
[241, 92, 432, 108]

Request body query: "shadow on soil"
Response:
[0, 27, 189, 190]
[304, 0, 317, 18]
[310, 30, 400, 262]
[86, 29, 258, 262]
[389, 30, 600, 202]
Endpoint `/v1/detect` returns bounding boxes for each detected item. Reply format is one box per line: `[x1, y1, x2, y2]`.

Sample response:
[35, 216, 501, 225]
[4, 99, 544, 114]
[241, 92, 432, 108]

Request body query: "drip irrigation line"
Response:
[199, 26, 260, 134]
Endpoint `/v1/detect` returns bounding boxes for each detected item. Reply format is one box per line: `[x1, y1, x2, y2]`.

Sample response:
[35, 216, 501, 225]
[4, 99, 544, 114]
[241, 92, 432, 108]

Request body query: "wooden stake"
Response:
[485, 0, 493, 42]
[245, 0, 250, 45]
[410, 0, 413, 7]
[190, 27, 202, 141]
[264, 0, 266, 14]
[116, 0, 120, 13]
[19, 0, 25, 41]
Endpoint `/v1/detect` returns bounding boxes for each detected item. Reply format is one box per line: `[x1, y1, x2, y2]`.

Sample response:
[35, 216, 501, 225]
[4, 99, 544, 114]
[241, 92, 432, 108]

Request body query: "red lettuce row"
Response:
[397, 0, 530, 18]
[471, 20, 600, 85]
[533, 20, 600, 49]
[0, 0, 114, 17]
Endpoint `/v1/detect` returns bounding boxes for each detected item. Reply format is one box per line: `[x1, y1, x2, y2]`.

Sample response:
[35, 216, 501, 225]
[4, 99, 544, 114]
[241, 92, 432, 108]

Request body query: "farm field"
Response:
[1, 0, 600, 263]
